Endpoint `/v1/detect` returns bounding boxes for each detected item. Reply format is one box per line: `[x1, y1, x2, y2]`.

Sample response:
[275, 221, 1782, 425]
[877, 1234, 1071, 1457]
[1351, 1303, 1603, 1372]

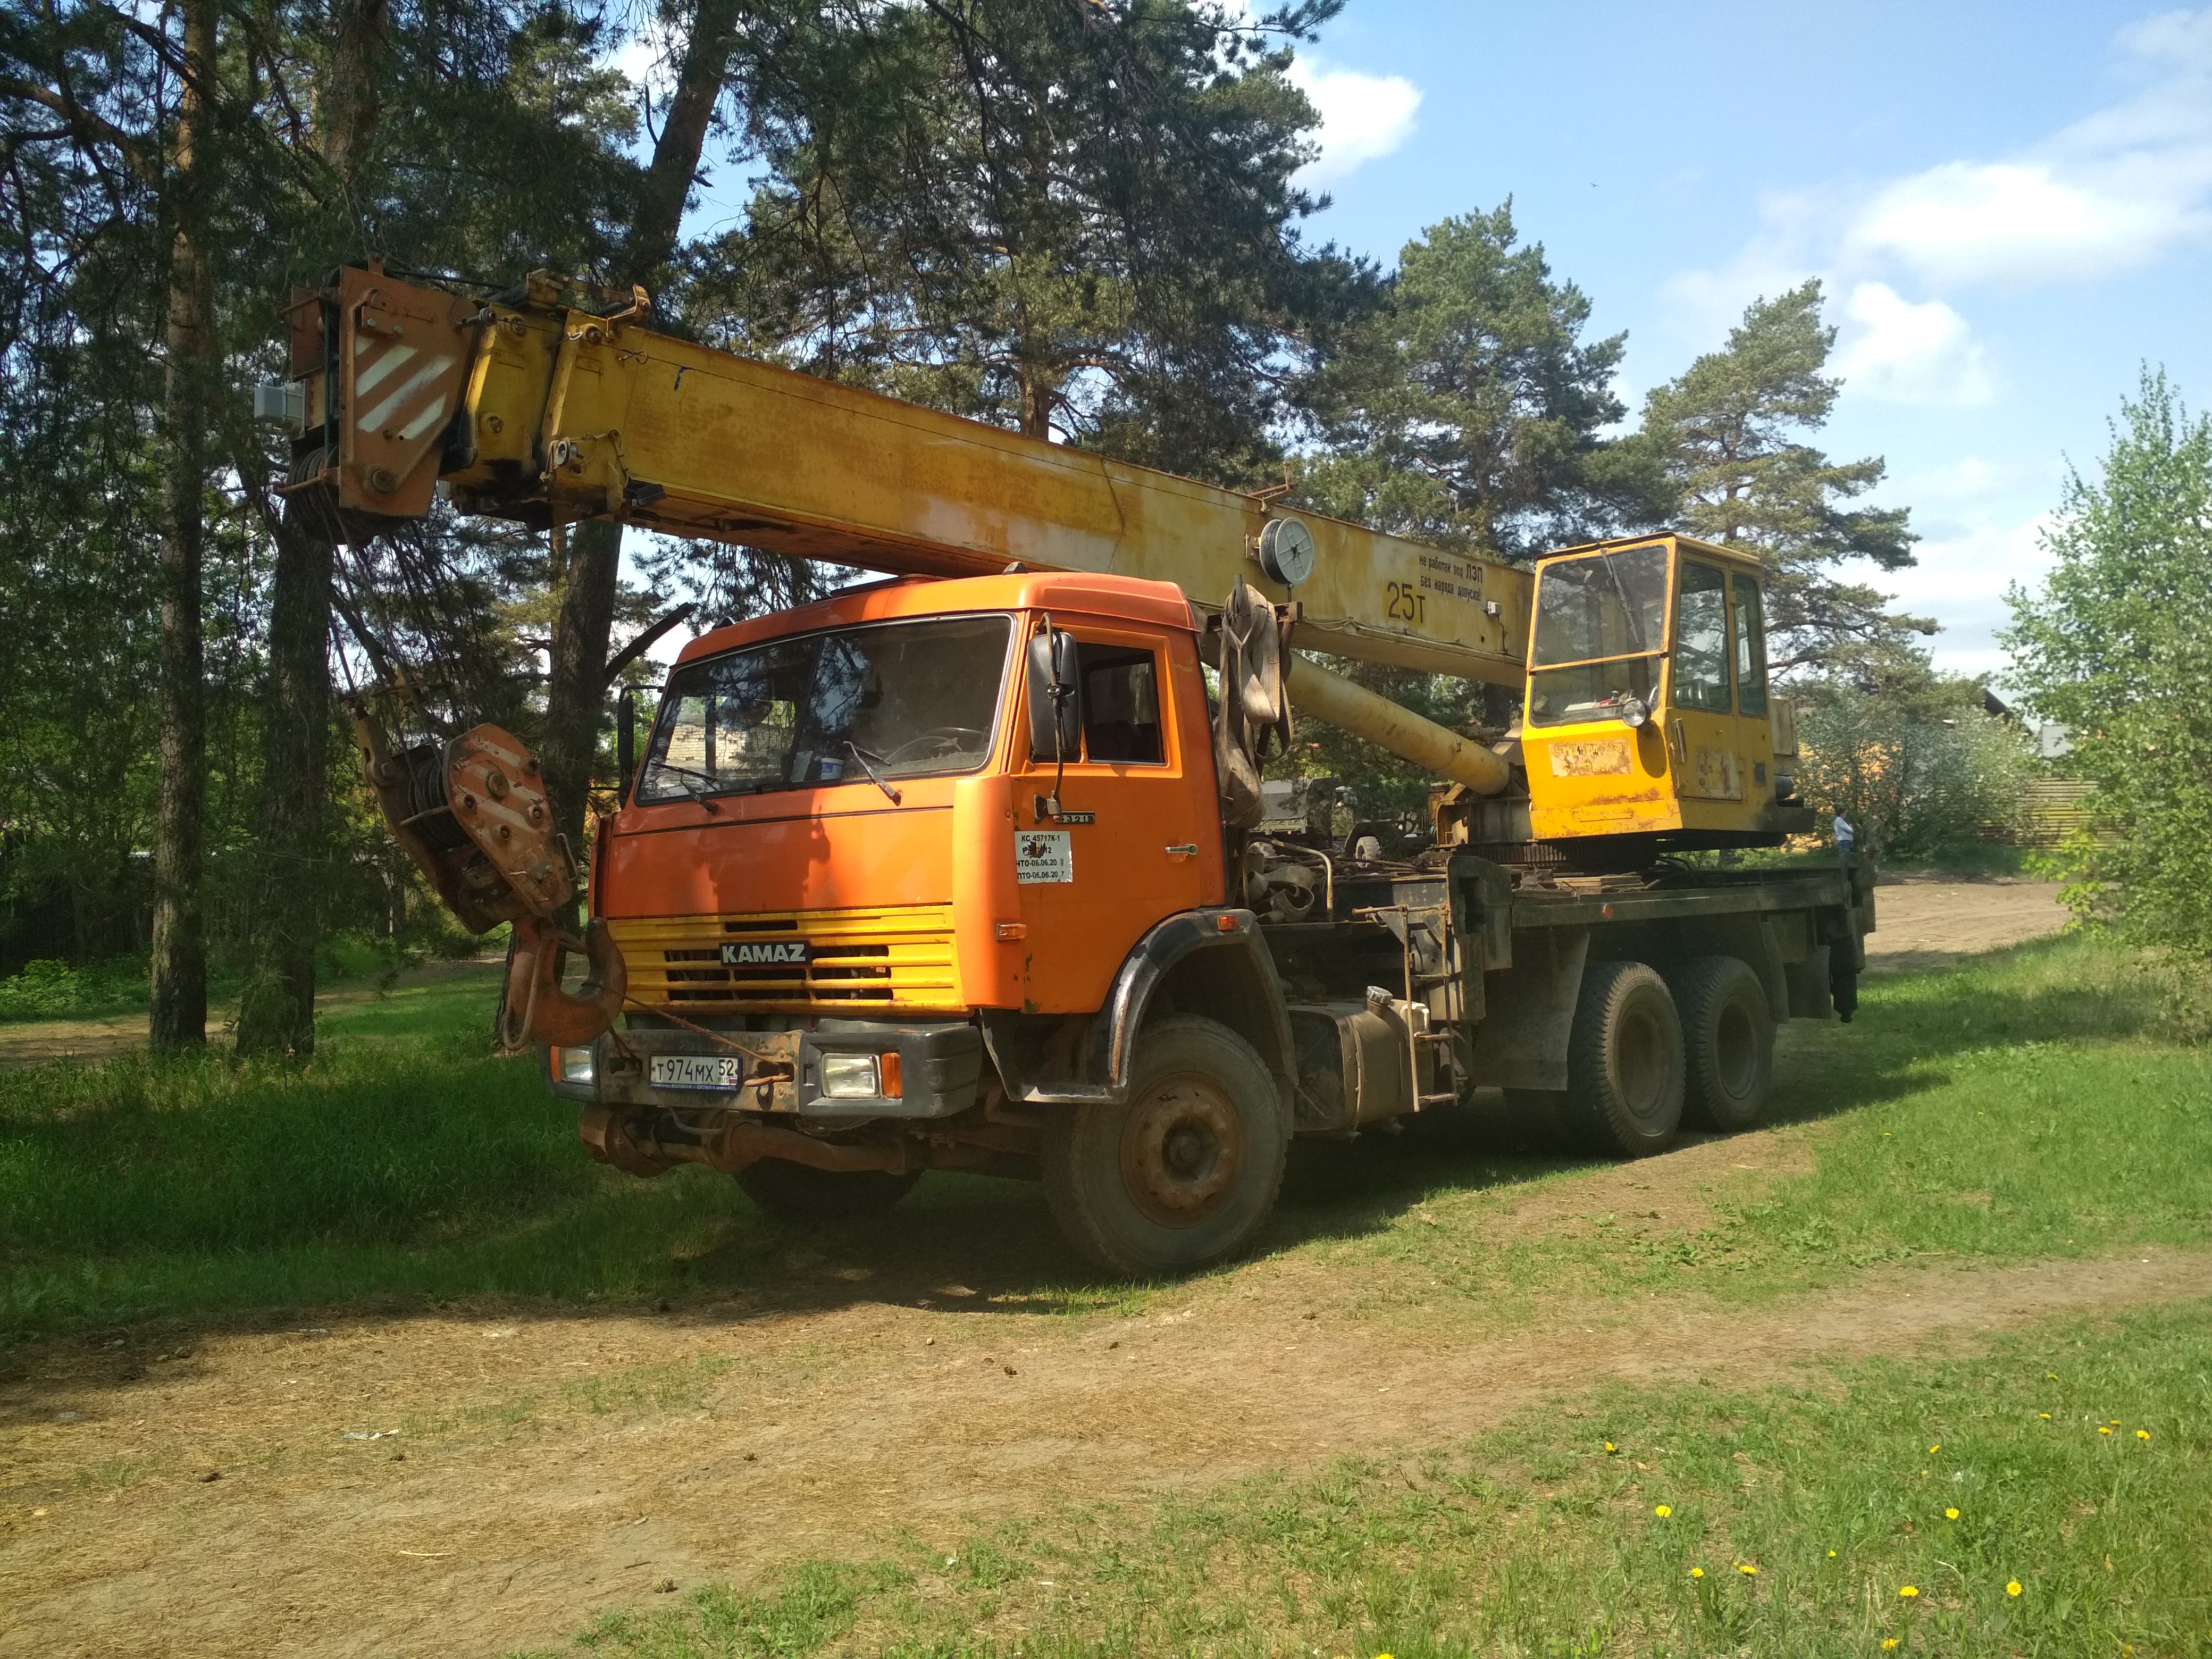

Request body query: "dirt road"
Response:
[0, 883, 2091, 1655]
[4, 1144, 2201, 1656]
[1861, 878, 2066, 973]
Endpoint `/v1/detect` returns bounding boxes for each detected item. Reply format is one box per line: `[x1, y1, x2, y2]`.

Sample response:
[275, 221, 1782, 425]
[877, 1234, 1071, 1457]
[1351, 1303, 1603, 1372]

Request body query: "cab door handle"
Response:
[1165, 844, 1198, 859]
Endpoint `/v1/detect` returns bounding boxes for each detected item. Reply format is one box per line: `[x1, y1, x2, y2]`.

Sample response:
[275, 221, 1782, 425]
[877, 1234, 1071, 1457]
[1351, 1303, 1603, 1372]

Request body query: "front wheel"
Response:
[1042, 1015, 1289, 1276]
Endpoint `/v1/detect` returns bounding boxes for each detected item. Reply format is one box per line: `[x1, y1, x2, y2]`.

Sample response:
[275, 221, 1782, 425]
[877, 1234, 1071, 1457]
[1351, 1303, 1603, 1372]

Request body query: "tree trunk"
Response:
[148, 0, 217, 1051]
[234, 518, 335, 1056]
[322, 0, 388, 184]
[631, 0, 743, 292]
[537, 0, 743, 851]
[232, 0, 388, 1055]
[541, 515, 625, 858]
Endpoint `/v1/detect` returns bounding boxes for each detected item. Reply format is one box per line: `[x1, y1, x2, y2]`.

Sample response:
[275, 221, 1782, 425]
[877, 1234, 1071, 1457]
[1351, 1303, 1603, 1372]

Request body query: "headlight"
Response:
[556, 1045, 596, 1085]
[1620, 695, 1649, 728]
[818, 1052, 881, 1099]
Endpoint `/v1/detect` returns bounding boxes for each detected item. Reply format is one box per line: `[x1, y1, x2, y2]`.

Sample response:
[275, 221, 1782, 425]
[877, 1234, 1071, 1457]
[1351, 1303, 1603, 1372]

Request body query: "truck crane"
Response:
[278, 263, 1872, 1274]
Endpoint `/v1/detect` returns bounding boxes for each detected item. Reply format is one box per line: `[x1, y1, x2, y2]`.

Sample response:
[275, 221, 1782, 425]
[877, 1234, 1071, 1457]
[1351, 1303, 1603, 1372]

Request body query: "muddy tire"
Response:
[735, 1160, 920, 1220]
[1561, 960, 1685, 1158]
[1042, 1015, 1289, 1277]
[1666, 955, 1774, 1132]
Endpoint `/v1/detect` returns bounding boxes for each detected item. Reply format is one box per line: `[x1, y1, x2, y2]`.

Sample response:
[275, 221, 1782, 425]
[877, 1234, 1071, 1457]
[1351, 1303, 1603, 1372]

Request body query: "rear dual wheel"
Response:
[1506, 961, 1687, 1158]
[1666, 955, 1775, 1132]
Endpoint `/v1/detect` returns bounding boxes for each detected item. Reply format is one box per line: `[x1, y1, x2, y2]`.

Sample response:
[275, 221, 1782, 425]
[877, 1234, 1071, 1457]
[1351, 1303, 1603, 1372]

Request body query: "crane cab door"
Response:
[1665, 555, 1775, 827]
[1011, 625, 1221, 1013]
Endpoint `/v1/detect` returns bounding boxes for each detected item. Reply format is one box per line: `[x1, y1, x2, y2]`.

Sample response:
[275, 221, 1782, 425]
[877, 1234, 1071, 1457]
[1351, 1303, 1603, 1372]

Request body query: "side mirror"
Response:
[1026, 629, 1083, 760]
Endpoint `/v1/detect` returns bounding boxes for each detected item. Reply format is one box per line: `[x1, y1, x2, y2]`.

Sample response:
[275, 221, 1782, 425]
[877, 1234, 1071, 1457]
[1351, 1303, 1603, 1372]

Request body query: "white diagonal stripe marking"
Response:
[362, 354, 455, 433]
[353, 342, 417, 398]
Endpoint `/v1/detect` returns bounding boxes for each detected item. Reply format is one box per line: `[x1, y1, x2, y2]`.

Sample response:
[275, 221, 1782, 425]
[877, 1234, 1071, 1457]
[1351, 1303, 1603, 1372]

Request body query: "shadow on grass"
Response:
[0, 934, 2172, 1371]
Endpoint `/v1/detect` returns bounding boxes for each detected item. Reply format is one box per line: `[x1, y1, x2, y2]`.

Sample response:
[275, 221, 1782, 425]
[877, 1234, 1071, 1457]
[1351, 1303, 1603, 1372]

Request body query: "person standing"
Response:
[1832, 812, 1856, 855]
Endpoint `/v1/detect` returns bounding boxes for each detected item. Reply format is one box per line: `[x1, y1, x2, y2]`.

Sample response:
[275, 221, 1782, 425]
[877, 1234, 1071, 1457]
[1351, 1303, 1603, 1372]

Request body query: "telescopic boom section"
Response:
[284, 266, 1532, 686]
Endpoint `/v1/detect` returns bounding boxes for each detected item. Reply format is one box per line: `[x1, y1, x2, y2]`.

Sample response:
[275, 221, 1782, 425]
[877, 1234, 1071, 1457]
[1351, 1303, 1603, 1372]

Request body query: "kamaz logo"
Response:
[721, 940, 810, 966]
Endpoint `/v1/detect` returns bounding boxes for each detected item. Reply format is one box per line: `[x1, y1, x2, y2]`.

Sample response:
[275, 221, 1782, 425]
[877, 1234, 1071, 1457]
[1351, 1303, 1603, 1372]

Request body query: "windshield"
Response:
[1531, 543, 1671, 667]
[1528, 657, 1661, 728]
[637, 615, 1012, 803]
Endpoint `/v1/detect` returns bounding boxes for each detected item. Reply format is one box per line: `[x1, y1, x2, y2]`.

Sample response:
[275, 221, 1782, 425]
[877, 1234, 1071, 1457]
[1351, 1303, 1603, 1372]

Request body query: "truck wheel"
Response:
[1042, 1015, 1289, 1277]
[1667, 956, 1774, 1132]
[1561, 960, 1685, 1158]
[735, 1160, 920, 1220]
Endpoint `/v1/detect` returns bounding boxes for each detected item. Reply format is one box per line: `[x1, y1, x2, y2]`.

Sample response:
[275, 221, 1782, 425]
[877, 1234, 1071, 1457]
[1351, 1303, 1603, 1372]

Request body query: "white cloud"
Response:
[1287, 58, 1422, 185]
[1844, 509, 2055, 678]
[1833, 281, 1991, 406]
[1844, 10, 2212, 286]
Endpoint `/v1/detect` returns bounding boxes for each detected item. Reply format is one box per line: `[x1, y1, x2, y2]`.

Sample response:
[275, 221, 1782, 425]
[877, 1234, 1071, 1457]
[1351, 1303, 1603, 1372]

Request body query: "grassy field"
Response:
[3, 929, 2208, 1654]
[544, 1301, 2212, 1657]
[3, 934, 2208, 1337]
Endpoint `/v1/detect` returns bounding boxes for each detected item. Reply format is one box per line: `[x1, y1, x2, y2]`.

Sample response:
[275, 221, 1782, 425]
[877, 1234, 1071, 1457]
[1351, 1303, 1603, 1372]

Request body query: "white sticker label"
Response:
[1014, 829, 1074, 884]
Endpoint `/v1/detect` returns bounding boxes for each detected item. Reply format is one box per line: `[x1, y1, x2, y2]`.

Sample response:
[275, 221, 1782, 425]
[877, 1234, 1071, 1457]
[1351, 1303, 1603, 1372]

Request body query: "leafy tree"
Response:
[1295, 203, 1669, 559]
[2004, 369, 2212, 956]
[1640, 280, 1930, 677]
[1793, 681, 2035, 861]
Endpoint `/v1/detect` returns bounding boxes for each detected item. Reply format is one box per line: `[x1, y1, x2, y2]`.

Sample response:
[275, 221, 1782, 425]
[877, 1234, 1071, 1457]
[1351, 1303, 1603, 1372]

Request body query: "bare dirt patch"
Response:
[1862, 879, 2068, 974]
[5, 1235, 2205, 1659]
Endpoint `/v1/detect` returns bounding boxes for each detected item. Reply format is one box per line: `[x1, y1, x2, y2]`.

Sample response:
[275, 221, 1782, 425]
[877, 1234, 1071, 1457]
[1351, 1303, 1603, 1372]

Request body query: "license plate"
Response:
[650, 1054, 744, 1091]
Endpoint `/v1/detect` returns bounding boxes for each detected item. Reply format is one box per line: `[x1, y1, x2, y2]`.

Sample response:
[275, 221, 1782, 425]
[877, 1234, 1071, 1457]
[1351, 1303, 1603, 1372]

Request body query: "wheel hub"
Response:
[1120, 1075, 1244, 1228]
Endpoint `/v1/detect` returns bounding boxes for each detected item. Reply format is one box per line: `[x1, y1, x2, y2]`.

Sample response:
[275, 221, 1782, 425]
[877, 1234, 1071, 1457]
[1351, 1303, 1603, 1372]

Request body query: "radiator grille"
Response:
[607, 906, 960, 1012]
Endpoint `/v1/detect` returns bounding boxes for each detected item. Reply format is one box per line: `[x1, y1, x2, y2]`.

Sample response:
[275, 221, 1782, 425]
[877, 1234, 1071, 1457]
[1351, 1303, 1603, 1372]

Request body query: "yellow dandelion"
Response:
[1883, 1642, 1899, 1651]
[1689, 1567, 1704, 1579]
[1654, 1503, 1671, 1517]
[2136, 1429, 2150, 1440]
[2039, 1413, 2051, 1420]
[2007, 1580, 2023, 1597]
[1900, 1584, 1920, 1598]
[2099, 1426, 2113, 1435]
[1738, 1563, 1757, 1576]
[1604, 1441, 1616, 1453]
[1927, 1443, 1940, 1454]
[1828, 1549, 1838, 1558]
[1945, 1507, 1960, 1520]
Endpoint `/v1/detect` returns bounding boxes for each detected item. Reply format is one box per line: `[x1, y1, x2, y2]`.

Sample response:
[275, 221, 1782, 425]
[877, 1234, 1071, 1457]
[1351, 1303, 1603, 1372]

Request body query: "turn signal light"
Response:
[879, 1051, 903, 1099]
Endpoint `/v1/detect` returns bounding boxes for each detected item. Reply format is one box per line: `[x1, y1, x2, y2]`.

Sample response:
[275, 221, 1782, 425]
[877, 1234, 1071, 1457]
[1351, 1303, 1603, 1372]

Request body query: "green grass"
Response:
[1275, 935, 2212, 1325]
[0, 929, 493, 1024]
[522, 1299, 2212, 1658]
[4, 932, 2207, 1338]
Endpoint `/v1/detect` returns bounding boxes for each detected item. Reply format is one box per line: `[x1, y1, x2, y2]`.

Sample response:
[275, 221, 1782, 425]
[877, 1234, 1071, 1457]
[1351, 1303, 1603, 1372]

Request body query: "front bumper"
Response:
[546, 1017, 985, 1120]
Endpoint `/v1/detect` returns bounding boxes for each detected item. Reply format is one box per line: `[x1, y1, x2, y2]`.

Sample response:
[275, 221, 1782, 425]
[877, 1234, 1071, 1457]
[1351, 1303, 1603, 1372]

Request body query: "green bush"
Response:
[1795, 694, 2036, 860]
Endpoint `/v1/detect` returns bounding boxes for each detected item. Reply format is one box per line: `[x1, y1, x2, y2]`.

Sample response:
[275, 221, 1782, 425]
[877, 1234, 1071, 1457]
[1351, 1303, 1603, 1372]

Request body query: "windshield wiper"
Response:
[649, 762, 725, 815]
[842, 741, 903, 805]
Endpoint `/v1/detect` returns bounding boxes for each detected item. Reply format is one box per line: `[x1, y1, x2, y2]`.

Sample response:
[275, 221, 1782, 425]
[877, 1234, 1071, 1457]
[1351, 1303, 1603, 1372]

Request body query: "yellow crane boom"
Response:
[284, 264, 1531, 688]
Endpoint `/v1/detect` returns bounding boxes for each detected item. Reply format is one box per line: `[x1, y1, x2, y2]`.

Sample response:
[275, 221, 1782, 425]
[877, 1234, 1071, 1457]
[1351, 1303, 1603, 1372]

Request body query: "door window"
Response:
[1077, 643, 1166, 764]
[1672, 562, 1733, 713]
[1731, 573, 1769, 717]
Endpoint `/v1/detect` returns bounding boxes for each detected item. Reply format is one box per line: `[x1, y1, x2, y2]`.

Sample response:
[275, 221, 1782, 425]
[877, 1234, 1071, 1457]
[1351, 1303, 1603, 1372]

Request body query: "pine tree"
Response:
[1640, 280, 1929, 677]
[1296, 203, 1669, 560]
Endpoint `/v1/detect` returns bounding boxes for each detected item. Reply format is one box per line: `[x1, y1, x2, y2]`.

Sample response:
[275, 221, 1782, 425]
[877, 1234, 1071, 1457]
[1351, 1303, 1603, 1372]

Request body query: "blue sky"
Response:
[1270, 1, 2212, 682]
[643, 3, 2212, 684]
